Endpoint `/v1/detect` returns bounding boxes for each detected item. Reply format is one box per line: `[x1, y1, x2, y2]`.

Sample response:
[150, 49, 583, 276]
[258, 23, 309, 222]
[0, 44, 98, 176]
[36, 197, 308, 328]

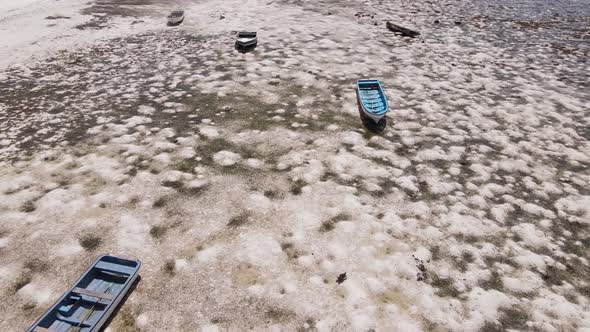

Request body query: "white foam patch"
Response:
[187, 179, 210, 190]
[197, 245, 223, 263]
[55, 241, 83, 257]
[136, 313, 150, 328]
[329, 151, 390, 180]
[199, 127, 219, 139]
[0, 175, 34, 194]
[531, 289, 589, 329]
[178, 147, 196, 159]
[418, 146, 463, 161]
[244, 158, 264, 169]
[153, 141, 177, 153]
[341, 131, 366, 146]
[160, 170, 193, 184]
[153, 153, 171, 164]
[443, 212, 499, 237]
[293, 159, 325, 184]
[464, 287, 512, 329]
[76, 154, 128, 183]
[175, 259, 189, 271]
[503, 270, 544, 294]
[201, 325, 220, 332]
[555, 195, 590, 223]
[117, 215, 149, 250]
[36, 188, 87, 218]
[213, 151, 241, 166]
[124, 116, 152, 127]
[0, 265, 17, 281]
[246, 193, 271, 211]
[395, 176, 419, 192]
[511, 223, 553, 249]
[236, 232, 283, 268]
[0, 237, 10, 248]
[138, 105, 155, 115]
[18, 282, 53, 304]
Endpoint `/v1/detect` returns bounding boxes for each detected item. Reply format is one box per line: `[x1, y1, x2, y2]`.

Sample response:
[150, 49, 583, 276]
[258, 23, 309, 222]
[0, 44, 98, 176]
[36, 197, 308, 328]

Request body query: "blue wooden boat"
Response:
[27, 255, 141, 332]
[356, 79, 388, 123]
[235, 31, 257, 48]
[167, 10, 184, 26]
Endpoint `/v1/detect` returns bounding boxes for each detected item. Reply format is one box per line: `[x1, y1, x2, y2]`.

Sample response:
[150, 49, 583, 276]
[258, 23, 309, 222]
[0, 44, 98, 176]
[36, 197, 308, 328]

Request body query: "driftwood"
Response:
[386, 21, 420, 38]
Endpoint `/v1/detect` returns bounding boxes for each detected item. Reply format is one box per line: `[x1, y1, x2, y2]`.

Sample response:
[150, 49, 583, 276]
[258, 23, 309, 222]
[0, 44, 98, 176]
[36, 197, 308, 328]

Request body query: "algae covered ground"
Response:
[0, 0, 589, 331]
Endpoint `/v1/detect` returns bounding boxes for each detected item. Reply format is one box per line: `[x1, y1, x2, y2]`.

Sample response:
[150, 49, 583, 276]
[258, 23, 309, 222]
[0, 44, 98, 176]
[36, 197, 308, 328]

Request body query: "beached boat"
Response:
[235, 31, 257, 48]
[167, 10, 184, 25]
[27, 255, 141, 332]
[356, 79, 388, 123]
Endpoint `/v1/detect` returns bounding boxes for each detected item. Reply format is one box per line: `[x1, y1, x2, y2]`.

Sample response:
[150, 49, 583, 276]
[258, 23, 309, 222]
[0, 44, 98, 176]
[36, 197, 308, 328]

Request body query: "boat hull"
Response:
[235, 32, 258, 49]
[27, 255, 141, 332]
[167, 11, 184, 25]
[360, 105, 385, 123]
[236, 38, 257, 48]
[167, 16, 184, 25]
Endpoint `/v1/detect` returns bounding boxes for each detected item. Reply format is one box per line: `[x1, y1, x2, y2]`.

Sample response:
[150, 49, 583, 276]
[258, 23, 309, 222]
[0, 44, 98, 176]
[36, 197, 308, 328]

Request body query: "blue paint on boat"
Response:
[27, 255, 141, 332]
[356, 79, 388, 123]
[235, 31, 258, 49]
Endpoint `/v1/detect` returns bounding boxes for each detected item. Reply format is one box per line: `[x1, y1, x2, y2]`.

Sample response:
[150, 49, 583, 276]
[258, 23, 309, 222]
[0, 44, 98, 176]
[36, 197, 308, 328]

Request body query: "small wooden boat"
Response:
[386, 21, 420, 38]
[356, 79, 388, 123]
[27, 255, 141, 332]
[167, 10, 184, 25]
[235, 31, 257, 48]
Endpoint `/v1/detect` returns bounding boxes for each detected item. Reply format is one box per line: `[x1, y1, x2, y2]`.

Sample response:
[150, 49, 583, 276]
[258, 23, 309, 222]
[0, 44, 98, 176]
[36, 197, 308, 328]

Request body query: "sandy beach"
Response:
[0, 0, 589, 331]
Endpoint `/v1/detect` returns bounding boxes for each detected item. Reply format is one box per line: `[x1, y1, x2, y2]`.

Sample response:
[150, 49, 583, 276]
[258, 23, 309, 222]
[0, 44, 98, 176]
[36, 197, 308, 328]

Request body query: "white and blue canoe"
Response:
[27, 255, 141, 332]
[235, 31, 258, 48]
[167, 10, 184, 25]
[356, 79, 388, 123]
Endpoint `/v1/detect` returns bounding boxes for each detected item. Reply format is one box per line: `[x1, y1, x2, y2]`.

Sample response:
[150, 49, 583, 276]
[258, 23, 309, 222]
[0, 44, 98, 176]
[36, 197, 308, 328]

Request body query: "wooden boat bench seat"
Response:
[72, 287, 113, 301]
[55, 313, 93, 327]
[95, 261, 135, 275]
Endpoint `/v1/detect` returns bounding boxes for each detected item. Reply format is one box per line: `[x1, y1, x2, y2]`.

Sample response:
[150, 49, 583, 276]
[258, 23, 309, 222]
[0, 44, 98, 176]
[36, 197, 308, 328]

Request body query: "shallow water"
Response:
[445, 0, 589, 94]
[459, 0, 590, 53]
[468, 0, 590, 19]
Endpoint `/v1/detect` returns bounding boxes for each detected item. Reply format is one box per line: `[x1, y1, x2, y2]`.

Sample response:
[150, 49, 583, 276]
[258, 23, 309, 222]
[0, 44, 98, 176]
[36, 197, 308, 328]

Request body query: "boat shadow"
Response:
[166, 18, 184, 27]
[356, 93, 387, 133]
[98, 275, 142, 332]
[234, 42, 257, 54]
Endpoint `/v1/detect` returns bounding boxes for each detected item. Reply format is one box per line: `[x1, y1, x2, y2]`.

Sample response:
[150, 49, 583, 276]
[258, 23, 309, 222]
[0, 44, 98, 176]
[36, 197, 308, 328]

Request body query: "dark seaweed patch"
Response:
[162, 260, 175, 276]
[290, 179, 307, 195]
[149, 225, 168, 240]
[79, 235, 102, 251]
[12, 274, 32, 293]
[228, 213, 250, 227]
[20, 200, 36, 213]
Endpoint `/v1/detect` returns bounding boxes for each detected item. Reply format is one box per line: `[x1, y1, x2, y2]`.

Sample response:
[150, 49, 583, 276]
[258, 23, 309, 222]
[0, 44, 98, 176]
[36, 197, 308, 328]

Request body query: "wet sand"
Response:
[0, 0, 589, 331]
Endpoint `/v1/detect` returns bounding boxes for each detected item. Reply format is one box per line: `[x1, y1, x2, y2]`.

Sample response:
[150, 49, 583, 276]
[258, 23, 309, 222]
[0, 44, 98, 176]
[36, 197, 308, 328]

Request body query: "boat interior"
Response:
[237, 31, 257, 39]
[32, 256, 139, 332]
[357, 81, 387, 115]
